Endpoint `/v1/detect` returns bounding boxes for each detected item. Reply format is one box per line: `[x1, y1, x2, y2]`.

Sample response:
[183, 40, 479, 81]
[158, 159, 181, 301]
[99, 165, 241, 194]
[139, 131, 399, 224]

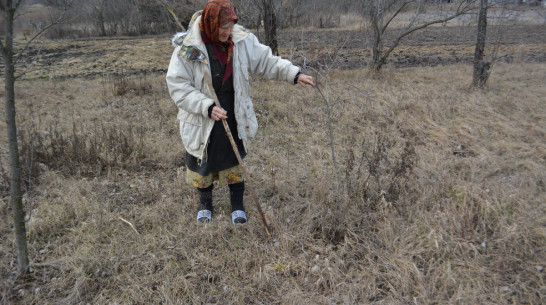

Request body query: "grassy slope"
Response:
[0, 62, 544, 304]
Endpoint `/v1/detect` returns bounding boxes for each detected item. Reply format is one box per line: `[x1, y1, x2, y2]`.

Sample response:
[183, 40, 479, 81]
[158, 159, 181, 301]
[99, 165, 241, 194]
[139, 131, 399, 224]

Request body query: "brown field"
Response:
[15, 24, 546, 80]
[1, 24, 545, 304]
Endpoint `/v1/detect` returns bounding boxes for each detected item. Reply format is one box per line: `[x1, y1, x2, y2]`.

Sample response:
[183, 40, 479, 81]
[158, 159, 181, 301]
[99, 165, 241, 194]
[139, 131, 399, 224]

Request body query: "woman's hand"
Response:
[297, 74, 314, 88]
[211, 106, 228, 121]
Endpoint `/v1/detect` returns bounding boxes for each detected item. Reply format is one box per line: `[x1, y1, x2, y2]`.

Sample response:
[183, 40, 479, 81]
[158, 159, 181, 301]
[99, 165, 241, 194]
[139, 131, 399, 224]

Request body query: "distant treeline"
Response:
[14, 0, 356, 38]
[11, 0, 544, 39]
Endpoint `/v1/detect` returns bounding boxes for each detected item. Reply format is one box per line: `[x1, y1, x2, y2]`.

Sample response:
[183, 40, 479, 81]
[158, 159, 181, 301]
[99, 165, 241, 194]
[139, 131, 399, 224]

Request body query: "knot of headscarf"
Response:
[200, 0, 238, 64]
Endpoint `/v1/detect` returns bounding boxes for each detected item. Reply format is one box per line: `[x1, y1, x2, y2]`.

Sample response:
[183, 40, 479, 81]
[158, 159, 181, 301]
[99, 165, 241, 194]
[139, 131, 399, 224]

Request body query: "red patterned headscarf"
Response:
[200, 0, 237, 57]
[200, 0, 238, 84]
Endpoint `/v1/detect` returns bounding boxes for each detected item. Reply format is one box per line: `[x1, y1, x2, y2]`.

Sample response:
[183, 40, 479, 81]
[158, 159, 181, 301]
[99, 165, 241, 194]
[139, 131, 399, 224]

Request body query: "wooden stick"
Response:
[165, 6, 186, 32]
[203, 70, 271, 237]
[156, 1, 186, 32]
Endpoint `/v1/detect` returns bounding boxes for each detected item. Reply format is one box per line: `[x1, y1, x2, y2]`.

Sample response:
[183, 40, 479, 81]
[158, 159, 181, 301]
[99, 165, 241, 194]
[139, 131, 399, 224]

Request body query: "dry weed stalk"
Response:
[118, 216, 140, 235]
[271, 167, 277, 192]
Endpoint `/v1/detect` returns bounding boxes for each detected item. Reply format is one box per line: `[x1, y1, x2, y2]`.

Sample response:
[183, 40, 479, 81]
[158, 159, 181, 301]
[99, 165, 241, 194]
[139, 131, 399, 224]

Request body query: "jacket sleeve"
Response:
[166, 47, 214, 117]
[244, 33, 300, 83]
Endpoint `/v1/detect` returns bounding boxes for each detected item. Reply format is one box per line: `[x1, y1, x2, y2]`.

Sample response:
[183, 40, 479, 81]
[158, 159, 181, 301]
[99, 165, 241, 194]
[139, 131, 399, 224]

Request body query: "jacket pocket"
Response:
[178, 110, 202, 126]
[178, 111, 203, 151]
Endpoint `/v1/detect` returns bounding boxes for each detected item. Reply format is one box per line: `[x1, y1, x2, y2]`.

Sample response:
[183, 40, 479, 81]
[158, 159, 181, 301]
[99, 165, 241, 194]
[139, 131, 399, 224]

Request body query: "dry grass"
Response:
[1, 62, 545, 304]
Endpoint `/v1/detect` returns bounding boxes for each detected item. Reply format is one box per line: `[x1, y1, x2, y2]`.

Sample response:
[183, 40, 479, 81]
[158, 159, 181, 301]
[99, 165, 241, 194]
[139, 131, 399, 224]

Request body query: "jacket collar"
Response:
[175, 11, 249, 63]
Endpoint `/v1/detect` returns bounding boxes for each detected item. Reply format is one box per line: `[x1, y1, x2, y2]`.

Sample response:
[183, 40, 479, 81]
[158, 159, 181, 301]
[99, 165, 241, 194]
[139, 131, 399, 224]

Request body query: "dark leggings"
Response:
[197, 182, 245, 213]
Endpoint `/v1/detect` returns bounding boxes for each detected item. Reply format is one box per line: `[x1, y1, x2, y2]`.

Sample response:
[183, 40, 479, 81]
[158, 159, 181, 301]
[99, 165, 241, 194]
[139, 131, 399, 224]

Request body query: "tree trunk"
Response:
[472, 0, 490, 88]
[262, 0, 278, 56]
[370, 1, 384, 72]
[2, 3, 30, 275]
[98, 9, 106, 36]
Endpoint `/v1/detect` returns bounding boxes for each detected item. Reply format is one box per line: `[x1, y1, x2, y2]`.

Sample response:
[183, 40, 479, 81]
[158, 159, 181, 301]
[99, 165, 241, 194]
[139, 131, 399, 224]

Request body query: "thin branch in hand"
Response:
[313, 40, 347, 182]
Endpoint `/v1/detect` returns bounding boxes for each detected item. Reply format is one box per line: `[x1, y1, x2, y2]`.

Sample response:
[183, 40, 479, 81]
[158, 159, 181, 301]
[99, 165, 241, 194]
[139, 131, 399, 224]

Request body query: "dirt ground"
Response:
[12, 24, 546, 80]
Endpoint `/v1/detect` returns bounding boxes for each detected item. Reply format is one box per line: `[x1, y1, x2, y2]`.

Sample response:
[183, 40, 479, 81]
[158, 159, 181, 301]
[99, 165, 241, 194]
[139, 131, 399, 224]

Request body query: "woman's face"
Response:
[218, 21, 235, 42]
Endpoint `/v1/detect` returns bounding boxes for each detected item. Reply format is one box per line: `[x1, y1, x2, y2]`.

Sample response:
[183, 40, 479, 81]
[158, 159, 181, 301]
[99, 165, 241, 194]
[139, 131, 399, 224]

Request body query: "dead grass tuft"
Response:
[112, 75, 155, 97]
[19, 120, 146, 178]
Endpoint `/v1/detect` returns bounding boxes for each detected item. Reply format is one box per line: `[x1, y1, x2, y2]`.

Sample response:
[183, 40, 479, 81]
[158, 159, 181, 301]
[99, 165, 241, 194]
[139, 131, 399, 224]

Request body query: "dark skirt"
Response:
[185, 91, 246, 176]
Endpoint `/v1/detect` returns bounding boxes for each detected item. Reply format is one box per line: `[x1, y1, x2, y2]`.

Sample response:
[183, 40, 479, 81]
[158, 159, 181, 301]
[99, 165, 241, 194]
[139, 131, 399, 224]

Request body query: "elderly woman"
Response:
[166, 0, 314, 225]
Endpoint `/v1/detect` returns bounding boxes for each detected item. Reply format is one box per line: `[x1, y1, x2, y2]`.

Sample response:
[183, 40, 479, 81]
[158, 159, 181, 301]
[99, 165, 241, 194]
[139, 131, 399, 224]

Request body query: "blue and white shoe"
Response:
[197, 210, 212, 223]
[231, 210, 247, 225]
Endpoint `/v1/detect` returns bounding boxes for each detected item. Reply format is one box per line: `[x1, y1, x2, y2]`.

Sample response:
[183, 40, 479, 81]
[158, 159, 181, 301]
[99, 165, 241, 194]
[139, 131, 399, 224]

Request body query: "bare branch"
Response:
[15, 42, 43, 80]
[250, 0, 265, 11]
[382, 1, 414, 35]
[14, 1, 74, 68]
[14, 0, 23, 10]
[379, 2, 477, 65]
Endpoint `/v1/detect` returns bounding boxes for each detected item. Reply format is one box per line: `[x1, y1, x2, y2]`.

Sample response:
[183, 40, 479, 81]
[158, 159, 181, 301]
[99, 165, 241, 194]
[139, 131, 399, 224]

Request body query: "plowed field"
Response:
[13, 24, 546, 79]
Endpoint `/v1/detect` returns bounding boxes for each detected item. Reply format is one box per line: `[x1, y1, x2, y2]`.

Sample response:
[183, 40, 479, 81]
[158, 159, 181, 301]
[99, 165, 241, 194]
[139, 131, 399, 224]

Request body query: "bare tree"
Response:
[0, 0, 73, 275]
[261, 0, 279, 54]
[240, 0, 280, 55]
[470, 0, 528, 87]
[359, 0, 477, 72]
[89, 0, 108, 36]
[472, 0, 489, 87]
[0, 0, 28, 275]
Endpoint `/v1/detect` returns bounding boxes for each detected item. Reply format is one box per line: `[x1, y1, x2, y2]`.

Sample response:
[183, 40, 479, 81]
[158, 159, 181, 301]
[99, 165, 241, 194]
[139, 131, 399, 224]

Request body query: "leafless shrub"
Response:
[112, 76, 131, 96]
[345, 128, 419, 211]
[299, 40, 419, 245]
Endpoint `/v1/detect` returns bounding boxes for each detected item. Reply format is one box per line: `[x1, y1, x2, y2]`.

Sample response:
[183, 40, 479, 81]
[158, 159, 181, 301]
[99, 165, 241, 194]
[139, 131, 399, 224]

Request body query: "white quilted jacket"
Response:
[166, 11, 300, 159]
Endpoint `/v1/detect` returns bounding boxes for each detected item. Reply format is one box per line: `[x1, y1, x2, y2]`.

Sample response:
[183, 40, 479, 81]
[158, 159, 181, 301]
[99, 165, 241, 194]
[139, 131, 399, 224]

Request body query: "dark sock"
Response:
[197, 185, 213, 212]
[229, 182, 245, 212]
